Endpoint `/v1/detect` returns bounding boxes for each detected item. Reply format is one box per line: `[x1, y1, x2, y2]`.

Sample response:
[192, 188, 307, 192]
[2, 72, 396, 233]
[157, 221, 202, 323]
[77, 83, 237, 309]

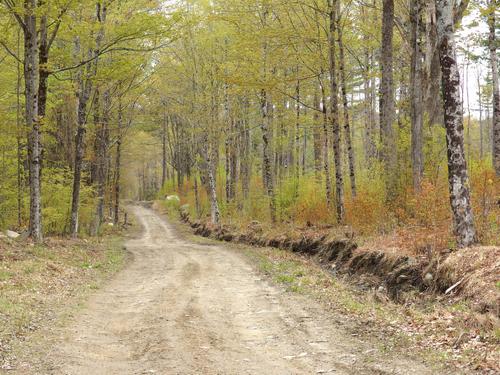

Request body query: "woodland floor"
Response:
[2, 205, 480, 375]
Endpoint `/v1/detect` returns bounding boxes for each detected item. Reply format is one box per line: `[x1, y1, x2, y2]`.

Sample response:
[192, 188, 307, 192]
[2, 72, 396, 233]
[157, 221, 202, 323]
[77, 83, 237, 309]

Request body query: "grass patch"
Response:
[238, 243, 497, 373]
[0, 235, 127, 367]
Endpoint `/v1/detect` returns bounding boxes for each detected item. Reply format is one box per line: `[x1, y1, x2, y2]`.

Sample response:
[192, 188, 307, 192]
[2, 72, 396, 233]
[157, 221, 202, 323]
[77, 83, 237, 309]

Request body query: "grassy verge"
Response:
[0, 233, 129, 370]
[244, 246, 497, 372]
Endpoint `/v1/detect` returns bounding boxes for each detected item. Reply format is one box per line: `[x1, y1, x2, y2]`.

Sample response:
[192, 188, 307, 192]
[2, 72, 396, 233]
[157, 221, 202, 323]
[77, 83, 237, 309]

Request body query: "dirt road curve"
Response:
[33, 206, 436, 374]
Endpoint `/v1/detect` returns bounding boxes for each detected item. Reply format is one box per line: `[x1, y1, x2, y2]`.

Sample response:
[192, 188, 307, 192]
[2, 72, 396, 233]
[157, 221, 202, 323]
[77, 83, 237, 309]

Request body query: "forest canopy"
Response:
[0, 0, 498, 251]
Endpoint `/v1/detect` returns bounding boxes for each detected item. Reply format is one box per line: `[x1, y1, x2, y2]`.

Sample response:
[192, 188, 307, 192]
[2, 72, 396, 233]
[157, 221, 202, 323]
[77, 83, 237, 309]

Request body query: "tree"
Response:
[328, 0, 344, 222]
[410, 0, 424, 191]
[2, 0, 43, 242]
[435, 0, 476, 247]
[487, 0, 499, 175]
[379, 0, 397, 197]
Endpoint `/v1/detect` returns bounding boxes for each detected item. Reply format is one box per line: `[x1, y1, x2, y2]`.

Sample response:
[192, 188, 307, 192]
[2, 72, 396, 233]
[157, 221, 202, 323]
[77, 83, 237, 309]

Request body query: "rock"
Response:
[5, 230, 20, 239]
[166, 195, 180, 202]
[107, 222, 114, 227]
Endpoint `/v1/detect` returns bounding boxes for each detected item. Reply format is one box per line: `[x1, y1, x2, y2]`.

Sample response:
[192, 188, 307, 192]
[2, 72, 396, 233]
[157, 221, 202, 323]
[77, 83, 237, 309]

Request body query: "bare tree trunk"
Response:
[203, 140, 220, 225]
[488, 0, 500, 175]
[379, 0, 397, 197]
[70, 2, 106, 237]
[295, 76, 301, 183]
[328, 0, 344, 222]
[436, 0, 476, 248]
[92, 89, 110, 235]
[463, 50, 472, 165]
[16, 28, 23, 228]
[477, 71, 484, 159]
[261, 88, 277, 223]
[313, 88, 323, 182]
[336, 5, 356, 198]
[321, 78, 332, 206]
[161, 110, 168, 188]
[194, 171, 200, 218]
[230, 121, 238, 200]
[240, 99, 251, 200]
[23, 0, 43, 242]
[302, 107, 307, 176]
[410, 0, 424, 191]
[363, 45, 376, 162]
[113, 98, 123, 225]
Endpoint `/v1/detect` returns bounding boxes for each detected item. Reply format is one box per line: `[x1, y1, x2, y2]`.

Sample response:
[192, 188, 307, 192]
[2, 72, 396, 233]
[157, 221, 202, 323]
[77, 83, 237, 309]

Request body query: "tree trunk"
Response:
[379, 0, 397, 197]
[194, 171, 200, 218]
[113, 98, 123, 225]
[261, 88, 277, 223]
[241, 100, 251, 200]
[203, 141, 220, 225]
[321, 78, 332, 206]
[313, 88, 323, 182]
[92, 89, 110, 235]
[24, 0, 42, 242]
[70, 2, 106, 237]
[16, 28, 23, 228]
[488, 0, 500, 175]
[161, 110, 168, 188]
[363, 46, 376, 162]
[295, 76, 301, 183]
[477, 71, 484, 159]
[337, 5, 356, 198]
[328, 0, 344, 222]
[436, 0, 476, 248]
[410, 0, 424, 191]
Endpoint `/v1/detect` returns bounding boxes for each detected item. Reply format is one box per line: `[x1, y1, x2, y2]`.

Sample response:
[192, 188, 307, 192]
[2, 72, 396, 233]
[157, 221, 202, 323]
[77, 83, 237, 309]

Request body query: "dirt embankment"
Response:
[179, 210, 499, 316]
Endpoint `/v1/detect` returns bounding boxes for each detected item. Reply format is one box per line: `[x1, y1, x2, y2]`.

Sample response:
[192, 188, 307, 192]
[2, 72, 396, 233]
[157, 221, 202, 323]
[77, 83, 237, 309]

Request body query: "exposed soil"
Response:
[12, 206, 444, 374]
[183, 214, 499, 315]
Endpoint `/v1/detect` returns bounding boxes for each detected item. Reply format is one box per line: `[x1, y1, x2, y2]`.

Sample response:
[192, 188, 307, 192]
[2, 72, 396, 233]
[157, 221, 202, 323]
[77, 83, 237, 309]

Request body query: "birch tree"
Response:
[435, 0, 476, 247]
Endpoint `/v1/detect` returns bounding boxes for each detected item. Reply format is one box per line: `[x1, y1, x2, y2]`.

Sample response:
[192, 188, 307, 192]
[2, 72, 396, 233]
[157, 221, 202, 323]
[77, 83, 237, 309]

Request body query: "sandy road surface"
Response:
[27, 206, 437, 374]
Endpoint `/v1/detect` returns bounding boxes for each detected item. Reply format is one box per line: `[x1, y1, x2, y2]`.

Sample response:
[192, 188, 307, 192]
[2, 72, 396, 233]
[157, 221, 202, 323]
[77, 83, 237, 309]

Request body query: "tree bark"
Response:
[313, 88, 323, 182]
[161, 109, 168, 188]
[240, 99, 251, 200]
[410, 0, 424, 191]
[363, 46, 376, 162]
[477, 71, 484, 159]
[70, 1, 106, 237]
[203, 140, 220, 225]
[113, 97, 123, 225]
[16, 28, 23, 228]
[261, 88, 277, 223]
[488, 0, 500, 175]
[436, 0, 476, 248]
[336, 4, 356, 198]
[321, 77, 332, 206]
[295, 76, 301, 183]
[23, 0, 43, 242]
[379, 0, 397, 197]
[328, 0, 344, 222]
[92, 88, 110, 235]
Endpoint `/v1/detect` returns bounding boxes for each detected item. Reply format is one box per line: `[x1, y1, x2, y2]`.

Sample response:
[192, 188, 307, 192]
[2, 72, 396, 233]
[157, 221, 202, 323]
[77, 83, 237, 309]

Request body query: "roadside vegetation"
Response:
[0, 232, 128, 370]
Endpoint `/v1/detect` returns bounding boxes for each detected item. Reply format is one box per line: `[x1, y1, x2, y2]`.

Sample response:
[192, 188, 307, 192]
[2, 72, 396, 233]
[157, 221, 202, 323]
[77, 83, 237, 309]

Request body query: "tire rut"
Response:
[23, 206, 441, 375]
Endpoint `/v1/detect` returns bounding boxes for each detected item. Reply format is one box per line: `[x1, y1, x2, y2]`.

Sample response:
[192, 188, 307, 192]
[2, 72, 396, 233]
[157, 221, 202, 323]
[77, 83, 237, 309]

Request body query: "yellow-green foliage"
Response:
[42, 168, 95, 235]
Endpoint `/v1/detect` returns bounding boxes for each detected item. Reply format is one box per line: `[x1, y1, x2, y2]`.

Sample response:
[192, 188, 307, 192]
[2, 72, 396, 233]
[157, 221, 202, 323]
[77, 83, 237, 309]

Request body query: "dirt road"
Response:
[29, 206, 437, 374]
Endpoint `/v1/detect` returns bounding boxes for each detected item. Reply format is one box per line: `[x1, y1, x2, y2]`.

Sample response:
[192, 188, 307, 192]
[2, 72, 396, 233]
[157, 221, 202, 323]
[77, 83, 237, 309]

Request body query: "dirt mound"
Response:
[435, 246, 500, 313]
